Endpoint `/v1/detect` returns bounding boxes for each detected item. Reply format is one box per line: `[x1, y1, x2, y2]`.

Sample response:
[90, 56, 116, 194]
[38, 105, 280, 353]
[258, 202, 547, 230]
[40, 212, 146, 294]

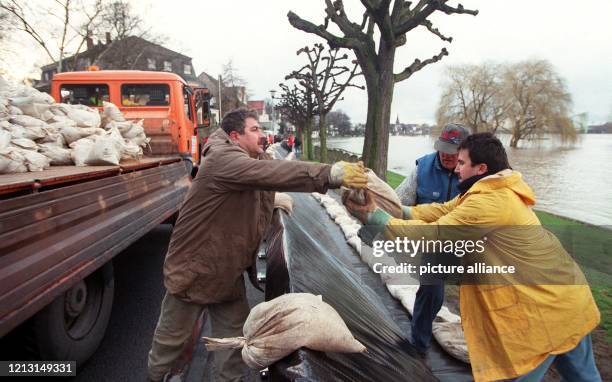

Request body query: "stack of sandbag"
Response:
[0, 75, 151, 174]
[202, 293, 366, 369]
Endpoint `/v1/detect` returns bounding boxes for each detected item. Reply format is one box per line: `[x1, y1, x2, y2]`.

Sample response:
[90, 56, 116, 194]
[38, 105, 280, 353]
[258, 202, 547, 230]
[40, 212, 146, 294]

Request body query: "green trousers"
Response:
[147, 291, 250, 381]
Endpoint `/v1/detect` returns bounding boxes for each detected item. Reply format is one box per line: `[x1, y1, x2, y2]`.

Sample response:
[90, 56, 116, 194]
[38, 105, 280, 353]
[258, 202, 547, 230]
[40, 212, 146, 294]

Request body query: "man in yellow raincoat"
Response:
[344, 133, 601, 381]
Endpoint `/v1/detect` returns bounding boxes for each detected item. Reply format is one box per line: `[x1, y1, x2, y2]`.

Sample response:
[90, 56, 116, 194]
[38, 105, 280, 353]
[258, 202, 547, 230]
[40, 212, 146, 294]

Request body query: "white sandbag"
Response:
[0, 147, 28, 173]
[66, 104, 101, 128]
[432, 322, 469, 363]
[21, 149, 51, 171]
[49, 103, 70, 116]
[128, 132, 150, 148]
[60, 125, 103, 144]
[7, 124, 26, 139]
[38, 143, 73, 165]
[202, 293, 366, 370]
[22, 125, 46, 141]
[102, 101, 125, 122]
[70, 138, 95, 166]
[11, 138, 38, 150]
[121, 140, 143, 160]
[0, 102, 8, 119]
[122, 123, 144, 139]
[0, 130, 11, 150]
[9, 114, 46, 128]
[8, 105, 22, 115]
[0, 120, 10, 129]
[85, 134, 122, 166]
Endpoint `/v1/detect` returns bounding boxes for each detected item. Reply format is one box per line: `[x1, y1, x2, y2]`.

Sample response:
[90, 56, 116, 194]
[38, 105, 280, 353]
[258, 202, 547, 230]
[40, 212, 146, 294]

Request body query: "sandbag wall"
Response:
[264, 195, 437, 382]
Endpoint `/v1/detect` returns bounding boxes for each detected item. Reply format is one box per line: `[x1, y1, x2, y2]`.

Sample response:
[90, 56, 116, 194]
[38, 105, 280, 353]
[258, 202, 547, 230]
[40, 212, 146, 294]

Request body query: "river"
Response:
[326, 134, 612, 226]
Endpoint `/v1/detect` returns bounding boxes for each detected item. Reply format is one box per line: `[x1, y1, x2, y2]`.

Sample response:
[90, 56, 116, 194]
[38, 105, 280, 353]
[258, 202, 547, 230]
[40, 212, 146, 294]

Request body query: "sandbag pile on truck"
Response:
[0, 75, 151, 173]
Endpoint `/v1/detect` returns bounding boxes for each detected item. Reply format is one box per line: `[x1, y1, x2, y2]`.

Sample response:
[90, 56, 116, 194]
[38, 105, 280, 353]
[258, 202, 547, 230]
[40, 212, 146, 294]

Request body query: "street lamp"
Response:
[269, 89, 276, 135]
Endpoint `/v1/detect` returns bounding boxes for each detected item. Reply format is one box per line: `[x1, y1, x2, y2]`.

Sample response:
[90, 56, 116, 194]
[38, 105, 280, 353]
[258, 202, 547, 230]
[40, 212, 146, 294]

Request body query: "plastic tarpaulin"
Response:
[264, 191, 473, 381]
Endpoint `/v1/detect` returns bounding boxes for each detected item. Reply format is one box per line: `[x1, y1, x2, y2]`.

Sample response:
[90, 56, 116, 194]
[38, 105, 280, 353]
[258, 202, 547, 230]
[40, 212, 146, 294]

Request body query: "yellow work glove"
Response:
[329, 161, 368, 189]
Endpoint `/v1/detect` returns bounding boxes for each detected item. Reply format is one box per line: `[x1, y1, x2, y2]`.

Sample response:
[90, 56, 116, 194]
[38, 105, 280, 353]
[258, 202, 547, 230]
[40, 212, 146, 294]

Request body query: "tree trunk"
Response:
[361, 45, 395, 180]
[510, 123, 521, 148]
[306, 119, 314, 161]
[319, 113, 328, 163]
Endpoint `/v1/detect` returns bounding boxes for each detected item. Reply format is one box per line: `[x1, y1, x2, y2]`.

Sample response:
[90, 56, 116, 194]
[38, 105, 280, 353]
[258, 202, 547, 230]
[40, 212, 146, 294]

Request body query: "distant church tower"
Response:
[395, 115, 400, 125]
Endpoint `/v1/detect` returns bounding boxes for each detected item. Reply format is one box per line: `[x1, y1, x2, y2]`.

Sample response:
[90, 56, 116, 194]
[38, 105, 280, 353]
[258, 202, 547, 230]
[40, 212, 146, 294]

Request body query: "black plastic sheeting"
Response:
[264, 192, 473, 382]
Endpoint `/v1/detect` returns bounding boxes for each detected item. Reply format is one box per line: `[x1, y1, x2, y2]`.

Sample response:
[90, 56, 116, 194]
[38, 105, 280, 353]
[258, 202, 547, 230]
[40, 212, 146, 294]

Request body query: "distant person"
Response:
[344, 132, 601, 382]
[147, 107, 368, 382]
[395, 123, 468, 356]
[287, 133, 295, 152]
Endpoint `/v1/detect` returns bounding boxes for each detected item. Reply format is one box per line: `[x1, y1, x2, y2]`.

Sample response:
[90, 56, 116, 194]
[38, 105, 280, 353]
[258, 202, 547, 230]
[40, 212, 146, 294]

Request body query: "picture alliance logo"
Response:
[372, 237, 487, 257]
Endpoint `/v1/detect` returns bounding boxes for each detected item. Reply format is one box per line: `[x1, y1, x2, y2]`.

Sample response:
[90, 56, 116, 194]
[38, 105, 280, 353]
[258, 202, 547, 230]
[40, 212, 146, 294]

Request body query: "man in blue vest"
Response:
[395, 123, 469, 356]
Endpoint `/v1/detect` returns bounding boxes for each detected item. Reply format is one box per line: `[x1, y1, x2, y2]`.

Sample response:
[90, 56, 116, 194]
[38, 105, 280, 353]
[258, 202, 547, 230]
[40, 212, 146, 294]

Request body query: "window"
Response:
[163, 61, 172, 72]
[184, 64, 192, 75]
[183, 87, 193, 121]
[60, 84, 109, 106]
[121, 84, 170, 107]
[147, 58, 156, 69]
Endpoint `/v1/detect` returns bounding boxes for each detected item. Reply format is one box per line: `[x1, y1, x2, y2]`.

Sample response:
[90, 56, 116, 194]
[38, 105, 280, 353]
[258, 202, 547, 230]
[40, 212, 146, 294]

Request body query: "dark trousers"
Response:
[411, 283, 445, 353]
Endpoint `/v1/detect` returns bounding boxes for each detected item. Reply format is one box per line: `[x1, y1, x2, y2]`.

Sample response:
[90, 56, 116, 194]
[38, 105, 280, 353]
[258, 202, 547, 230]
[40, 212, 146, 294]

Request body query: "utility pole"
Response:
[218, 74, 222, 119]
[269, 89, 276, 135]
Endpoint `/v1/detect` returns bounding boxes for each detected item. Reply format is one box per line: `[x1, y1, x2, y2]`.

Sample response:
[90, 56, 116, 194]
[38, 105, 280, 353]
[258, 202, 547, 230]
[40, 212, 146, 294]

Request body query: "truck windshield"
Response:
[121, 84, 170, 107]
[60, 84, 109, 106]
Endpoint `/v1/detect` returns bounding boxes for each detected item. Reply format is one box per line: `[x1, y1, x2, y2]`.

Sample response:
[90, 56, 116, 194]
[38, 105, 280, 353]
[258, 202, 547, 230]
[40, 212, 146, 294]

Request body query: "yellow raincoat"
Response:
[385, 170, 600, 381]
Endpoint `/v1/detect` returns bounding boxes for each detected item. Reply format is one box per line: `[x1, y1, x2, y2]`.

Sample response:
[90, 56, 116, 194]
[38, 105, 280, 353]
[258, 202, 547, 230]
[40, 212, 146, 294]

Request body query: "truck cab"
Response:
[51, 70, 211, 170]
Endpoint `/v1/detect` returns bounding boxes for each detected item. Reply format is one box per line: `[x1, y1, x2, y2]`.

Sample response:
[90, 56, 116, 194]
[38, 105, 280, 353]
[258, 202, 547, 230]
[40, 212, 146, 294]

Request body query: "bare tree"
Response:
[276, 82, 318, 160]
[219, 59, 248, 115]
[285, 43, 362, 163]
[1, 0, 104, 73]
[288, 1, 478, 178]
[504, 59, 576, 147]
[436, 62, 509, 134]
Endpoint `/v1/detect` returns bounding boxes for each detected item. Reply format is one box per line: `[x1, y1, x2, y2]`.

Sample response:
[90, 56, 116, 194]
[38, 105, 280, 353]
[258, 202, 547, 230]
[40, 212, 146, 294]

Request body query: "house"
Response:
[36, 35, 203, 92]
[197, 71, 248, 117]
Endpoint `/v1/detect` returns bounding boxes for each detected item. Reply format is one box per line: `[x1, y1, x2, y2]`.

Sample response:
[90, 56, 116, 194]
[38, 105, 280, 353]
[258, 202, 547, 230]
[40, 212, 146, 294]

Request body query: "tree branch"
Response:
[394, 47, 448, 83]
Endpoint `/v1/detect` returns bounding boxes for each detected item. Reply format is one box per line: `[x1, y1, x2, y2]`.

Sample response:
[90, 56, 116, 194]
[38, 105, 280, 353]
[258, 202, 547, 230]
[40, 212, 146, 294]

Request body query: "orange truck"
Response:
[0, 70, 210, 366]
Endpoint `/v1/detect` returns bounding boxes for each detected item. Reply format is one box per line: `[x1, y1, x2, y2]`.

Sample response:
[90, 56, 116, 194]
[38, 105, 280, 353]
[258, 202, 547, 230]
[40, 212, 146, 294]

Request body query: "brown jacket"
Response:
[163, 128, 332, 304]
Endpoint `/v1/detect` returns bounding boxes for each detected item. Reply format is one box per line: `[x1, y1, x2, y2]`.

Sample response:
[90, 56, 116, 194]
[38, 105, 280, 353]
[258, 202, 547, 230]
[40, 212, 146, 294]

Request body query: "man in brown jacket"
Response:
[147, 108, 367, 381]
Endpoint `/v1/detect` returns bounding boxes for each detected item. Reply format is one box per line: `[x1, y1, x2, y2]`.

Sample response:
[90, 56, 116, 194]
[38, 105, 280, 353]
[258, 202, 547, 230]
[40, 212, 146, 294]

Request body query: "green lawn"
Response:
[387, 171, 612, 342]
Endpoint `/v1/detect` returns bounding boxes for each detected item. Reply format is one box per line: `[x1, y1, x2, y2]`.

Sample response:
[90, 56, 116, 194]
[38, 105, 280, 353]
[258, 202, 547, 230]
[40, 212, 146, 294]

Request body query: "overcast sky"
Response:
[7, 0, 612, 125]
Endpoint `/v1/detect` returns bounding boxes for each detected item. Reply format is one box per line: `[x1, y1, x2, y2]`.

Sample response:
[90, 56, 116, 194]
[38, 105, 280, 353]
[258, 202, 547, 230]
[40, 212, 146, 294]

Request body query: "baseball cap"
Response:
[434, 123, 469, 154]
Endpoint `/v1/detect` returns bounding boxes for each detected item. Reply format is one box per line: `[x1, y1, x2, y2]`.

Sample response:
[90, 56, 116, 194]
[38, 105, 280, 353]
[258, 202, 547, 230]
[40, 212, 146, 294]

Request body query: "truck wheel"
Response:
[32, 262, 114, 368]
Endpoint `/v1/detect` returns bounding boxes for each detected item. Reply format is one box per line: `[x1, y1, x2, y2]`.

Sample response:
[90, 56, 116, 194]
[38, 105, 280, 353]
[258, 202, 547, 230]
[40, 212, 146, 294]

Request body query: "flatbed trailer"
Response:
[0, 157, 190, 365]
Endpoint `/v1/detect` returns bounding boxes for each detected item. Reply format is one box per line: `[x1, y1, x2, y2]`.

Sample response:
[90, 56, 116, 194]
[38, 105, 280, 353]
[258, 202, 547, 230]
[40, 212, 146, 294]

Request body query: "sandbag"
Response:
[9, 114, 46, 128]
[39, 143, 73, 165]
[20, 149, 50, 171]
[121, 140, 143, 160]
[0, 130, 10, 150]
[102, 101, 125, 123]
[0, 147, 27, 173]
[70, 138, 95, 166]
[11, 138, 38, 150]
[66, 104, 101, 128]
[202, 293, 366, 370]
[8, 105, 22, 115]
[342, 168, 403, 218]
[85, 133, 122, 166]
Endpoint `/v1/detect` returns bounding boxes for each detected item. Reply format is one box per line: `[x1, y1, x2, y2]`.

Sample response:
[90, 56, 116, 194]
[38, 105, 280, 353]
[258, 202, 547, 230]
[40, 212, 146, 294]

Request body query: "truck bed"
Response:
[0, 158, 191, 336]
[0, 157, 182, 197]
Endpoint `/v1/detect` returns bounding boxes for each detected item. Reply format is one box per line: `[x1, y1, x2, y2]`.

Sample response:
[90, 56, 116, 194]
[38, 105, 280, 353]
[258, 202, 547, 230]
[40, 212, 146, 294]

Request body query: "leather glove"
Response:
[342, 190, 391, 227]
[274, 192, 293, 215]
[329, 161, 368, 189]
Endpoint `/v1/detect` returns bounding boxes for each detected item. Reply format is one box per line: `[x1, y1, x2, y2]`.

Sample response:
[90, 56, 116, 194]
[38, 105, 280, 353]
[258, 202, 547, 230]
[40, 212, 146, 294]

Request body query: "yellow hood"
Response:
[468, 169, 536, 206]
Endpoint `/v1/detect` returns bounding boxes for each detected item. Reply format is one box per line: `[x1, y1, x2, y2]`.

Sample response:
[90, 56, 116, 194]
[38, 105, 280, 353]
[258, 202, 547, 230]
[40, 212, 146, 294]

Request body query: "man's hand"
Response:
[274, 192, 293, 215]
[342, 190, 391, 226]
[329, 161, 368, 189]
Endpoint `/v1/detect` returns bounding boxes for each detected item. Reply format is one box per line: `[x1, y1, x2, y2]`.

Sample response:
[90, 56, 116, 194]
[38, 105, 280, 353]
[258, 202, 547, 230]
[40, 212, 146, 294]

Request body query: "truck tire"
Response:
[31, 262, 114, 368]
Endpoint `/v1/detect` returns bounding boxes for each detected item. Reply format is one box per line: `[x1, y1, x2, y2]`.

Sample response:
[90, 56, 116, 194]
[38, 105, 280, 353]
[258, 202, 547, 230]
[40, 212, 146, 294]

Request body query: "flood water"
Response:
[326, 134, 612, 226]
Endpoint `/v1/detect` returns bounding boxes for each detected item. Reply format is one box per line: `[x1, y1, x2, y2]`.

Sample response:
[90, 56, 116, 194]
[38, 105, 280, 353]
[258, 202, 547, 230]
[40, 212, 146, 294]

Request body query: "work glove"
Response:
[329, 161, 368, 189]
[342, 190, 392, 227]
[274, 192, 294, 215]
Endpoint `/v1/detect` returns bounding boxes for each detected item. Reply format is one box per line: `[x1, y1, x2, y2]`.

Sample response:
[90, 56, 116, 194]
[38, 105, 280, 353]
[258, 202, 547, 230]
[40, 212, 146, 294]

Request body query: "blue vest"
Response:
[415, 152, 460, 204]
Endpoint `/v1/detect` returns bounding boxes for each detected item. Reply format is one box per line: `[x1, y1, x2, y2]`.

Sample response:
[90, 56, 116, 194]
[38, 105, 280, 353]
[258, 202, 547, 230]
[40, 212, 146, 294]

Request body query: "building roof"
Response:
[53, 70, 187, 83]
[248, 100, 265, 113]
[41, 36, 192, 71]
